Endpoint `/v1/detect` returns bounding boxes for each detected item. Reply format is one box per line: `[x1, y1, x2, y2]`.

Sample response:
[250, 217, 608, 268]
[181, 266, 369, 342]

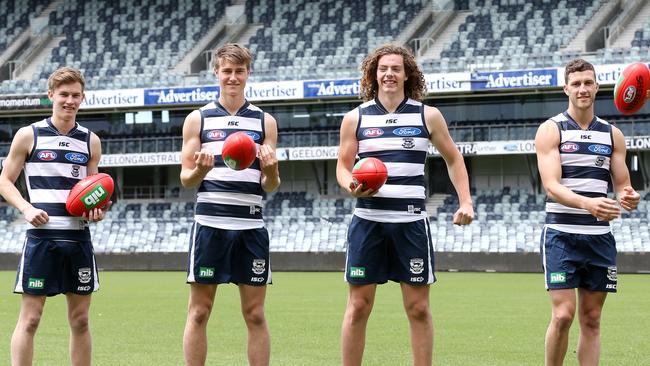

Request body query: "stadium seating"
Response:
[0, 0, 50, 58]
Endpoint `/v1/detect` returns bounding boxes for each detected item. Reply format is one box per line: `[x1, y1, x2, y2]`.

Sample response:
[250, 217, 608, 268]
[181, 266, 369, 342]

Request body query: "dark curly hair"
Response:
[564, 58, 595, 84]
[359, 44, 426, 102]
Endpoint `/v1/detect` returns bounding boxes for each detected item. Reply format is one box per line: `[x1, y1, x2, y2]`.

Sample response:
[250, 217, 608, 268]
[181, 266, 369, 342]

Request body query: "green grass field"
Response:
[1, 271, 649, 365]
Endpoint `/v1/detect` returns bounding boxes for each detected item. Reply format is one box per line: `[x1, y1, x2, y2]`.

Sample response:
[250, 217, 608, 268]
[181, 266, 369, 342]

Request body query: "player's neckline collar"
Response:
[374, 97, 408, 114]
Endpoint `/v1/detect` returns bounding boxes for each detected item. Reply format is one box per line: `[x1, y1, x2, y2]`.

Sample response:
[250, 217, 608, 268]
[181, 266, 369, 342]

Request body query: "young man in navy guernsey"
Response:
[535, 59, 640, 366]
[0, 67, 108, 366]
[336, 44, 474, 366]
[180, 43, 280, 366]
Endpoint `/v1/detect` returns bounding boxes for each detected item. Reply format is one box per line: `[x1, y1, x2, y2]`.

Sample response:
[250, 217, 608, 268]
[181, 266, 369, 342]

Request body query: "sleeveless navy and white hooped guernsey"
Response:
[195, 100, 265, 230]
[355, 98, 429, 223]
[545, 111, 614, 235]
[24, 118, 91, 241]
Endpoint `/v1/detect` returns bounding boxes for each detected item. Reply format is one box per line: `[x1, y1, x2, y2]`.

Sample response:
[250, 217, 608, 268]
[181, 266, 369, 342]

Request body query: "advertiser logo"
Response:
[82, 184, 108, 209]
[362, 128, 384, 137]
[550, 272, 566, 284]
[146, 87, 219, 105]
[65, 152, 88, 164]
[503, 143, 518, 152]
[560, 142, 579, 153]
[623, 85, 636, 103]
[245, 131, 261, 141]
[303, 79, 360, 98]
[207, 130, 226, 140]
[28, 278, 44, 289]
[349, 267, 365, 278]
[393, 127, 421, 137]
[199, 267, 214, 278]
[474, 69, 556, 90]
[588, 144, 611, 155]
[37, 150, 57, 161]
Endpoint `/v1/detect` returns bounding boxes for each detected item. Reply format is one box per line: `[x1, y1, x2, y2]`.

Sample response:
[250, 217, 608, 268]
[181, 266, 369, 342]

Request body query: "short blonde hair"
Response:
[213, 43, 252, 71]
[47, 67, 85, 91]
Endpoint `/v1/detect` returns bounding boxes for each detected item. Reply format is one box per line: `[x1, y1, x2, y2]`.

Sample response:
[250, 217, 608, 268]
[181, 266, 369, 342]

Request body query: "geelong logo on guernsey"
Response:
[37, 150, 57, 161]
[245, 131, 261, 141]
[82, 184, 108, 209]
[588, 144, 611, 154]
[560, 142, 579, 152]
[362, 128, 384, 137]
[207, 130, 226, 140]
[393, 127, 421, 137]
[65, 152, 88, 164]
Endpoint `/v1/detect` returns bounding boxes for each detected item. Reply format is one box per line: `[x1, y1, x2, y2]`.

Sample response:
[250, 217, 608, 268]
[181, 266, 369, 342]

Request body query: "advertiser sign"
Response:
[429, 140, 537, 156]
[0, 94, 51, 110]
[277, 146, 339, 161]
[556, 63, 626, 87]
[424, 72, 472, 93]
[145, 86, 219, 106]
[99, 152, 181, 167]
[245, 81, 303, 101]
[472, 69, 556, 90]
[303, 79, 360, 98]
[626, 136, 650, 151]
[81, 89, 143, 109]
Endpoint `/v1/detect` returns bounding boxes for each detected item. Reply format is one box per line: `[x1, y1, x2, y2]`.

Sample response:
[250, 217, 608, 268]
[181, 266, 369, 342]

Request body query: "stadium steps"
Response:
[563, 0, 618, 52]
[426, 193, 449, 216]
[172, 17, 229, 74]
[419, 11, 471, 61]
[608, 0, 650, 48]
[14, 36, 65, 81]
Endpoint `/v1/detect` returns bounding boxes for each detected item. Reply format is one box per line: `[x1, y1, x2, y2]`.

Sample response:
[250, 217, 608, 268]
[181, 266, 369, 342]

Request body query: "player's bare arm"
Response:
[535, 120, 620, 221]
[336, 109, 375, 197]
[180, 110, 214, 188]
[425, 105, 473, 225]
[260, 112, 281, 192]
[83, 132, 111, 222]
[0, 126, 50, 226]
[610, 126, 640, 211]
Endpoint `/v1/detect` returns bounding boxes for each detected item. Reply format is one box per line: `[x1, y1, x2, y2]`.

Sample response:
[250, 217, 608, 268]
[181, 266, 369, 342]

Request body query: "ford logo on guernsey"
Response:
[588, 144, 611, 155]
[363, 128, 384, 137]
[207, 130, 226, 140]
[560, 142, 579, 153]
[393, 127, 421, 136]
[245, 131, 261, 141]
[37, 150, 57, 161]
[64, 152, 88, 164]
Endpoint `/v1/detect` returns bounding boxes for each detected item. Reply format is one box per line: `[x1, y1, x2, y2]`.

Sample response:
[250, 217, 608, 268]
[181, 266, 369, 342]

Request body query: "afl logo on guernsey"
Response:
[393, 127, 421, 137]
[37, 151, 57, 161]
[65, 152, 88, 164]
[588, 144, 611, 155]
[560, 142, 579, 153]
[244, 131, 261, 141]
[207, 130, 226, 140]
[363, 128, 384, 137]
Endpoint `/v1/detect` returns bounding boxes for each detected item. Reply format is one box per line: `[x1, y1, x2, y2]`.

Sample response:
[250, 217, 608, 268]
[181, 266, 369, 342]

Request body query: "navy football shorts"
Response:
[541, 226, 617, 292]
[345, 215, 436, 285]
[14, 237, 99, 296]
[186, 222, 271, 286]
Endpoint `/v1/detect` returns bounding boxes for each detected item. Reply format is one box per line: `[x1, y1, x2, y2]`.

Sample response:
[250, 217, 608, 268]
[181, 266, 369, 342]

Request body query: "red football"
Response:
[352, 157, 388, 191]
[614, 62, 650, 115]
[66, 173, 114, 216]
[222, 132, 257, 170]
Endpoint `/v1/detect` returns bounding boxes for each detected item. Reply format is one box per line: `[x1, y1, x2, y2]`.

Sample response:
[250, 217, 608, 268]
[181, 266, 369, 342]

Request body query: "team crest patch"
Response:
[607, 266, 618, 281]
[410, 258, 424, 275]
[78, 268, 92, 284]
[252, 259, 266, 275]
[71, 164, 80, 177]
[595, 156, 605, 167]
[402, 137, 415, 149]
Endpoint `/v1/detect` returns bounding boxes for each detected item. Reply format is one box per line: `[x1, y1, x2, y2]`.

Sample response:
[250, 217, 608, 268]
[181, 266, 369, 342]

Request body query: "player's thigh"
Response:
[389, 219, 435, 285]
[345, 216, 388, 284]
[232, 227, 271, 285]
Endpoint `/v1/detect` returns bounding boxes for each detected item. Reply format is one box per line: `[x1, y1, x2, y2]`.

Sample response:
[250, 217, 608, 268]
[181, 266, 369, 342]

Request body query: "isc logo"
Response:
[385, 119, 397, 124]
[199, 267, 214, 278]
[250, 277, 265, 283]
[28, 278, 44, 289]
[82, 184, 107, 209]
[228, 121, 239, 126]
[59, 141, 70, 147]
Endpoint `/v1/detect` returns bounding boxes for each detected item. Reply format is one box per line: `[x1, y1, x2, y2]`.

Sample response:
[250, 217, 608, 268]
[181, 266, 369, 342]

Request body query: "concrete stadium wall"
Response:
[1, 252, 649, 273]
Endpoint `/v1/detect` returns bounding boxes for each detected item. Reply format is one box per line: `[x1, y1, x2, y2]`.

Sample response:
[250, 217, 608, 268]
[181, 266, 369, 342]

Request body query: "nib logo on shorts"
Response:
[349, 267, 365, 278]
[28, 278, 44, 289]
[199, 267, 214, 278]
[550, 272, 566, 284]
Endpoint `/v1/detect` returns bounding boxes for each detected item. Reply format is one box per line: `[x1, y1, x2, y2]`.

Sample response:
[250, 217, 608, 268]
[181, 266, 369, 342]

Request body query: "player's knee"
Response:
[69, 313, 90, 333]
[404, 300, 431, 322]
[551, 311, 574, 330]
[580, 309, 601, 331]
[242, 305, 266, 327]
[20, 314, 42, 334]
[346, 297, 373, 320]
[188, 304, 212, 325]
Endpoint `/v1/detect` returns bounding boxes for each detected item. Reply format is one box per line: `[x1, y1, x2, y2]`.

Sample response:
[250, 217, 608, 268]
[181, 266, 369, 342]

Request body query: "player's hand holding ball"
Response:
[66, 173, 114, 222]
[349, 157, 387, 197]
